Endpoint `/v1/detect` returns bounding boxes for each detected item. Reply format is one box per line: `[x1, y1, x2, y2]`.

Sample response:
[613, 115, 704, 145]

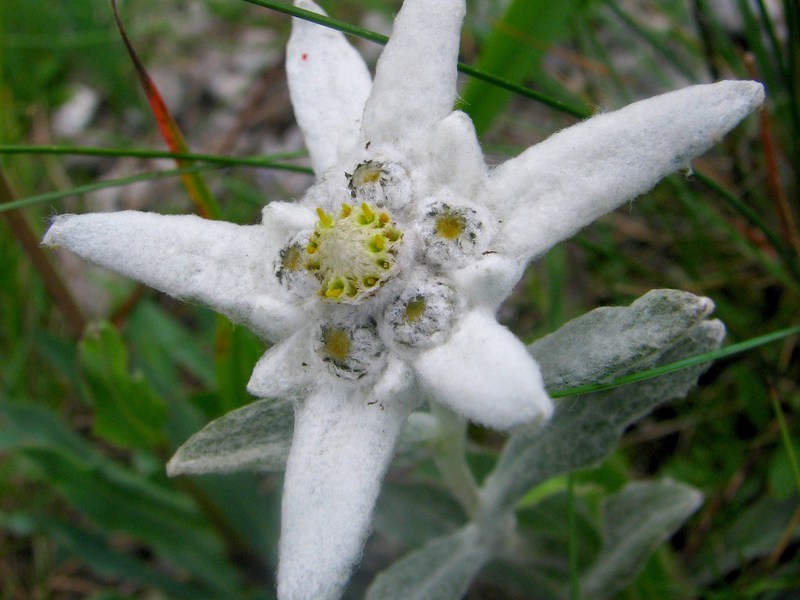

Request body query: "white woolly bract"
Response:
[488, 80, 765, 262]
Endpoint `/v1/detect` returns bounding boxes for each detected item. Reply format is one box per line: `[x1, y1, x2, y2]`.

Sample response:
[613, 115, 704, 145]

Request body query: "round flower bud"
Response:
[348, 160, 412, 212]
[417, 197, 495, 269]
[384, 280, 459, 348]
[274, 230, 317, 296]
[305, 202, 403, 304]
[314, 318, 386, 380]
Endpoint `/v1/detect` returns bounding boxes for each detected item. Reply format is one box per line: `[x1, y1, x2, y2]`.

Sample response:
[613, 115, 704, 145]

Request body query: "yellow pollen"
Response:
[404, 297, 427, 323]
[305, 201, 403, 304]
[322, 328, 352, 362]
[360, 203, 375, 224]
[367, 234, 385, 253]
[435, 213, 465, 240]
[361, 169, 381, 183]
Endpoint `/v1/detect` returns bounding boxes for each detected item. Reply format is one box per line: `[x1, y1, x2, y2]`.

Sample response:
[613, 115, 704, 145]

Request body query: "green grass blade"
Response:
[458, 0, 587, 134]
[112, 0, 221, 219]
[0, 164, 221, 213]
[772, 392, 800, 498]
[0, 144, 312, 171]
[694, 171, 800, 283]
[603, 0, 697, 81]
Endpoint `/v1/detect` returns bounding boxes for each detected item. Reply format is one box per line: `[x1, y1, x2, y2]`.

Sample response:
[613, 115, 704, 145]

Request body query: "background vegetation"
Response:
[1, 0, 798, 598]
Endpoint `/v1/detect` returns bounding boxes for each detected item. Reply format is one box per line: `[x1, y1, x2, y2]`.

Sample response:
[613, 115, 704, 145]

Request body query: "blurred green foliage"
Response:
[1, 0, 798, 598]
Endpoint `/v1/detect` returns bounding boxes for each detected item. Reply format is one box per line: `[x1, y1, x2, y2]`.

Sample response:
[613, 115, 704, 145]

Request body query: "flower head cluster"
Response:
[43, 0, 764, 598]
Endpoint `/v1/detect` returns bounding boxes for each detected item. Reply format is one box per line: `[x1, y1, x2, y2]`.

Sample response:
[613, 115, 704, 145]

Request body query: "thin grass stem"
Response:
[0, 144, 311, 171]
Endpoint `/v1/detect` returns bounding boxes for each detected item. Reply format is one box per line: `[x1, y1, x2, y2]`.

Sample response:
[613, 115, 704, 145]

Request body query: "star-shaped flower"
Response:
[43, 0, 764, 598]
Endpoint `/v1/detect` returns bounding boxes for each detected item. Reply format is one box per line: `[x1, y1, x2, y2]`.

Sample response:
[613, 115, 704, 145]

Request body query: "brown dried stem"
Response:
[0, 169, 86, 337]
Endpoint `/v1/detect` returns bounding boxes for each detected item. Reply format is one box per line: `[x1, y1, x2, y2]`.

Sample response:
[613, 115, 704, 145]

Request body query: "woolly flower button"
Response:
[42, 0, 764, 598]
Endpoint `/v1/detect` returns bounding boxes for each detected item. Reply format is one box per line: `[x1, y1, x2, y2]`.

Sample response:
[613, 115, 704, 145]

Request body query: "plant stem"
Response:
[430, 404, 481, 518]
[0, 169, 85, 337]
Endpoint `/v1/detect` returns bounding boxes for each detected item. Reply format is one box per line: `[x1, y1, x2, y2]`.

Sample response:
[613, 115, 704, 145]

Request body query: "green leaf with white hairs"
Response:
[167, 397, 294, 476]
[365, 525, 491, 600]
[579, 479, 703, 600]
[529, 289, 715, 391]
[482, 305, 724, 514]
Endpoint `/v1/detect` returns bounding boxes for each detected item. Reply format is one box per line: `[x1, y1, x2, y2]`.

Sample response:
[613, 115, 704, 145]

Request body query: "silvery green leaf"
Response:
[166, 398, 293, 476]
[529, 289, 714, 390]
[373, 481, 466, 549]
[365, 525, 491, 600]
[579, 479, 702, 600]
[482, 319, 724, 514]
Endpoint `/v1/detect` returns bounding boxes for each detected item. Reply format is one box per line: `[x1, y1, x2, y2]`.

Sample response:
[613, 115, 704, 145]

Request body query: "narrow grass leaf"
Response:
[771, 392, 800, 498]
[694, 170, 800, 284]
[0, 164, 220, 213]
[111, 0, 221, 219]
[241, 0, 588, 118]
[0, 144, 311, 170]
[458, 0, 586, 134]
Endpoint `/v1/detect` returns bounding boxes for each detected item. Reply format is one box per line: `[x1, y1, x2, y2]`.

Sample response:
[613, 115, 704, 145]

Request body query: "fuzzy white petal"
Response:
[247, 328, 316, 399]
[489, 81, 765, 261]
[43, 210, 303, 341]
[278, 359, 416, 600]
[414, 310, 552, 430]
[288, 0, 372, 176]
[360, 0, 465, 147]
[450, 254, 523, 311]
[428, 111, 488, 199]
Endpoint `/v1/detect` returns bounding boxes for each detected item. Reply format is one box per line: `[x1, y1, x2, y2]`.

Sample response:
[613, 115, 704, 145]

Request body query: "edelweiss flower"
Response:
[43, 0, 764, 598]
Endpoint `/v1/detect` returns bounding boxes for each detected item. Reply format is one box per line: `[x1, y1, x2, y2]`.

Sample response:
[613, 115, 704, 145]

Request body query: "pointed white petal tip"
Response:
[42, 214, 75, 247]
[277, 386, 412, 600]
[415, 311, 553, 431]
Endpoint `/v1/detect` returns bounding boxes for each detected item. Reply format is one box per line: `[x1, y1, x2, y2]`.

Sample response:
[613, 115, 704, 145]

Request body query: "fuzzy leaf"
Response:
[482, 319, 724, 514]
[529, 289, 715, 390]
[167, 397, 293, 476]
[579, 479, 703, 600]
[365, 526, 490, 600]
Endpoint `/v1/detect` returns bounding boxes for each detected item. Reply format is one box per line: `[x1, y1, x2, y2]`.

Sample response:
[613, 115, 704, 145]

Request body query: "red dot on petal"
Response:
[302, 53, 308, 60]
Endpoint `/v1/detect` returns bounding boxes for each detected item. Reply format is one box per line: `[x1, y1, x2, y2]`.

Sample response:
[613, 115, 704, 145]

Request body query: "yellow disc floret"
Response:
[305, 202, 403, 304]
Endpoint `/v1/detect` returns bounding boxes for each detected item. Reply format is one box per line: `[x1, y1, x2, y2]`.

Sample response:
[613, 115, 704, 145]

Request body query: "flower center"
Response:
[305, 202, 402, 304]
[321, 327, 352, 362]
[316, 321, 385, 380]
[435, 212, 466, 240]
